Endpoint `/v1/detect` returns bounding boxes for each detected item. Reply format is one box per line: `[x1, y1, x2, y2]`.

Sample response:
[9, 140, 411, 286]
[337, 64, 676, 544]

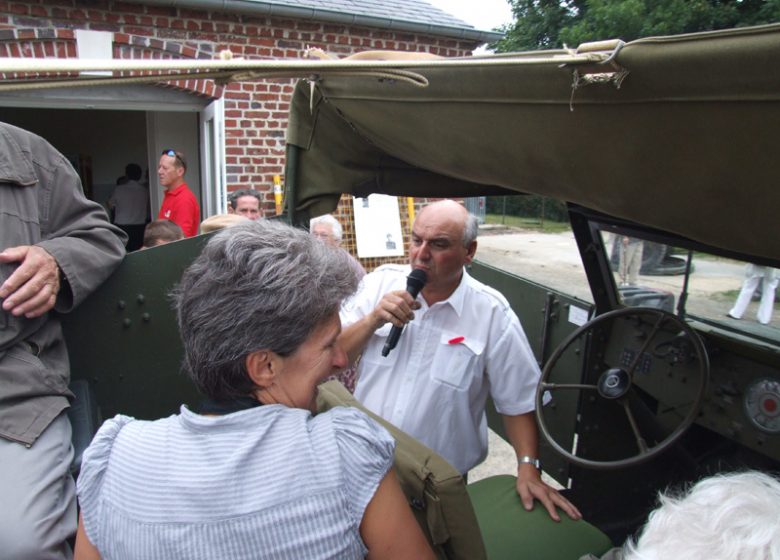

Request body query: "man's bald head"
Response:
[415, 200, 478, 247]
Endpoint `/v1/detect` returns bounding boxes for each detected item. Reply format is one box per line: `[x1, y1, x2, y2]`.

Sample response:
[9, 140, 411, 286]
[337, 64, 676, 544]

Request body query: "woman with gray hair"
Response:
[74, 220, 434, 559]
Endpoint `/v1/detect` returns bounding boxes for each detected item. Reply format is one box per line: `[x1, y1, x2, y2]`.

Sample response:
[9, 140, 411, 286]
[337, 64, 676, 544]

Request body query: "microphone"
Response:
[382, 268, 427, 357]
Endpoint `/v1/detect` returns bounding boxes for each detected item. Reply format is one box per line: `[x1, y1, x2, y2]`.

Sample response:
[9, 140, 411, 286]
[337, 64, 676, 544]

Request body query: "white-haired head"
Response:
[310, 214, 343, 247]
[624, 471, 780, 560]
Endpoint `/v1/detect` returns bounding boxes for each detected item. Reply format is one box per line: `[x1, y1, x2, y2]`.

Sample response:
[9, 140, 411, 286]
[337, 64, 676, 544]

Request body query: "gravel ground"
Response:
[475, 225, 780, 333]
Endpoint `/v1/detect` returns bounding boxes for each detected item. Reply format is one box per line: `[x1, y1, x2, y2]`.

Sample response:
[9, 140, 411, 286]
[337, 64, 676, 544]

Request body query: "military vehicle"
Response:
[278, 23, 780, 547]
[4, 21, 779, 559]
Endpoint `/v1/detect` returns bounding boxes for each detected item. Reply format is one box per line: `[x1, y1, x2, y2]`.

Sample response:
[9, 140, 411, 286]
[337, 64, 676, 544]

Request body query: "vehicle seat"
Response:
[317, 380, 487, 560]
[317, 380, 614, 560]
[467, 475, 614, 560]
[67, 378, 100, 476]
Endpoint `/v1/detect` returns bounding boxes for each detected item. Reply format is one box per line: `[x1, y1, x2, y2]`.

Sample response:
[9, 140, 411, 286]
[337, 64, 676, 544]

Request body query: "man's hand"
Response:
[0, 245, 61, 318]
[516, 464, 582, 522]
[367, 289, 421, 331]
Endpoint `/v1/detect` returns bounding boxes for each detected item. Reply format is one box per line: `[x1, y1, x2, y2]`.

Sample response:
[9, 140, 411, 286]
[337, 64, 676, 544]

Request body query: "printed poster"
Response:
[353, 194, 405, 258]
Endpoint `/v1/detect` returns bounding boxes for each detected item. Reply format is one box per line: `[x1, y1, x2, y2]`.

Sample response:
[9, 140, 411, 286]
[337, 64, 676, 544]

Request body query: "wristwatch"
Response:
[518, 455, 541, 470]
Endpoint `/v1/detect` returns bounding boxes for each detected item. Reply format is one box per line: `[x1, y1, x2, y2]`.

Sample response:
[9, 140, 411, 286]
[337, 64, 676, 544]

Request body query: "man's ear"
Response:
[464, 240, 477, 265]
[245, 350, 275, 389]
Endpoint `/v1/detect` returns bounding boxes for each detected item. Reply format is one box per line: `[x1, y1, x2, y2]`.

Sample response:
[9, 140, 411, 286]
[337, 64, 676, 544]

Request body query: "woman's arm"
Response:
[360, 468, 436, 560]
[74, 514, 102, 560]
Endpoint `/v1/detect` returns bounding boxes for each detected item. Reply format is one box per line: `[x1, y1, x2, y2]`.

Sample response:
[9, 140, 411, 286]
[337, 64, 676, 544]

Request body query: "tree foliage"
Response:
[495, 0, 780, 51]
[486, 195, 569, 222]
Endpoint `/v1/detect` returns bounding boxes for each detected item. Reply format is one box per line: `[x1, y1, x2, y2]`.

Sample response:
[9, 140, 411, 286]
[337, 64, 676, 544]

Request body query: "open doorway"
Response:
[0, 107, 204, 213]
[0, 83, 223, 242]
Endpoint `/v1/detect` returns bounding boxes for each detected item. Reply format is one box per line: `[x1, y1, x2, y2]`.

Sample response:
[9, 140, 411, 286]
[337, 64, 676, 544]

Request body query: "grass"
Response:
[484, 213, 571, 233]
[711, 289, 740, 302]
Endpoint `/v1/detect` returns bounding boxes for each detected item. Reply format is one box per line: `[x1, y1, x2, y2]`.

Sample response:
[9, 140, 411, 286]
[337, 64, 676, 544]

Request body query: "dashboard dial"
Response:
[744, 378, 780, 434]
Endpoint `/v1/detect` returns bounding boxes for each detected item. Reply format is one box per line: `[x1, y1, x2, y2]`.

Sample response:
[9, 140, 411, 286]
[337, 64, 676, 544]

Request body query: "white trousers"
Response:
[729, 264, 778, 325]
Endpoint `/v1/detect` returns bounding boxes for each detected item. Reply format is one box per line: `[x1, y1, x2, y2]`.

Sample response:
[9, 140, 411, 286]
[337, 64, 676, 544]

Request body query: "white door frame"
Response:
[199, 97, 226, 216]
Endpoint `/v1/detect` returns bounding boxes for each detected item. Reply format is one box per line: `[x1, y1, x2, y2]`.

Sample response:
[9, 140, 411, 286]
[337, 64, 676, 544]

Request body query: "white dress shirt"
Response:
[108, 180, 148, 225]
[341, 264, 542, 474]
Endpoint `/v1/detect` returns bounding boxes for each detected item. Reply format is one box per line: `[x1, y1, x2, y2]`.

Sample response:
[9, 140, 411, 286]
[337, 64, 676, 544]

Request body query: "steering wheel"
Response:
[535, 307, 709, 470]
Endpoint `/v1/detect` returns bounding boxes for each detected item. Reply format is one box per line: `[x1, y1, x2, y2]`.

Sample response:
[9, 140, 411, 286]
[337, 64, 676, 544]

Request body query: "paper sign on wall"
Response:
[353, 194, 405, 258]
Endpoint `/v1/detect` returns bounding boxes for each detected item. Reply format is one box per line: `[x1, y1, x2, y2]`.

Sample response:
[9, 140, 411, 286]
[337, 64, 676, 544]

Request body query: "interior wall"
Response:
[0, 108, 148, 209]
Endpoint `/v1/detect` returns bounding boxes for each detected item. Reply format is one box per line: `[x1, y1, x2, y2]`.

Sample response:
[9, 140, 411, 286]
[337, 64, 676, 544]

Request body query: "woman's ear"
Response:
[245, 350, 275, 389]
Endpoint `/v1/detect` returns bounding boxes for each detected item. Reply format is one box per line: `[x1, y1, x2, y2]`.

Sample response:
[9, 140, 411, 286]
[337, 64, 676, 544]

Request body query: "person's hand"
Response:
[0, 245, 61, 318]
[368, 290, 421, 331]
[516, 464, 582, 522]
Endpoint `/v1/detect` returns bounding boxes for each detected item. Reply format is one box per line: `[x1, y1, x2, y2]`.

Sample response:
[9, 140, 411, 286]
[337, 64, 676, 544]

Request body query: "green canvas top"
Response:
[285, 24, 780, 263]
[2, 25, 776, 261]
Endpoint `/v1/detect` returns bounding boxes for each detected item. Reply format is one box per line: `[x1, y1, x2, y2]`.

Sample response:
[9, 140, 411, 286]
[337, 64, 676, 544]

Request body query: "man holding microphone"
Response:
[339, 199, 580, 522]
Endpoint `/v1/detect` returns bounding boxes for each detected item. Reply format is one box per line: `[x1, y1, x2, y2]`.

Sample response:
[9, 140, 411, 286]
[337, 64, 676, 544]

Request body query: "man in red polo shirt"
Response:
[157, 149, 200, 237]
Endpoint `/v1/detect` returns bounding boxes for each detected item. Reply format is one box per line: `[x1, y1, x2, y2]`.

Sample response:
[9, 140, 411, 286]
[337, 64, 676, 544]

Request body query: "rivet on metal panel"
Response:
[123, 318, 132, 328]
[142, 313, 151, 322]
[117, 300, 126, 309]
[137, 294, 145, 304]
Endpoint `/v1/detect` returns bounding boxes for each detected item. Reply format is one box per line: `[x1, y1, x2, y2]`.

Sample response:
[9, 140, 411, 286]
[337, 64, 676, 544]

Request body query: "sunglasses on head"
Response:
[161, 149, 185, 168]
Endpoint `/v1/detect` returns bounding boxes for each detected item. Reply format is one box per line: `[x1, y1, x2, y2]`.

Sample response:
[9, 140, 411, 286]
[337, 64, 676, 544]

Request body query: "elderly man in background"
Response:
[227, 189, 263, 220]
[310, 213, 365, 281]
[0, 121, 126, 558]
[339, 199, 580, 522]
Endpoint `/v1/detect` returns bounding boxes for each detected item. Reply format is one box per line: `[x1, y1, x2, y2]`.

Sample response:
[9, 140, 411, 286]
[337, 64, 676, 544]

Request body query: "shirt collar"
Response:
[425, 268, 470, 317]
[165, 182, 188, 196]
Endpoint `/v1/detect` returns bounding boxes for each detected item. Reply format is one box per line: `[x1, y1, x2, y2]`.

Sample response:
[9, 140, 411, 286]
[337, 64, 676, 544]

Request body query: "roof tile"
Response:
[265, 0, 475, 30]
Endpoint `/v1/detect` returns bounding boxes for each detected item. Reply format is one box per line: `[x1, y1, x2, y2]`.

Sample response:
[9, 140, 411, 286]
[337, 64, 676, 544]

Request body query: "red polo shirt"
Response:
[158, 182, 200, 237]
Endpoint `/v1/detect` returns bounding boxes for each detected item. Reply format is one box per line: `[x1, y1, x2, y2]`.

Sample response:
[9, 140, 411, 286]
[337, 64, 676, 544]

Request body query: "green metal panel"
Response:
[469, 260, 594, 486]
[61, 235, 209, 421]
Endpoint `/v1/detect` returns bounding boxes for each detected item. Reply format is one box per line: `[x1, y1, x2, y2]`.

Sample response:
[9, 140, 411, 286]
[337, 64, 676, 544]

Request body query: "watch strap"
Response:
[518, 455, 541, 470]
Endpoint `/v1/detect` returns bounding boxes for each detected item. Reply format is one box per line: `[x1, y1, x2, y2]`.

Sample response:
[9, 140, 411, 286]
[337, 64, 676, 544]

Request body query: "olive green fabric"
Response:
[467, 475, 614, 560]
[316, 380, 487, 560]
[286, 23, 780, 263]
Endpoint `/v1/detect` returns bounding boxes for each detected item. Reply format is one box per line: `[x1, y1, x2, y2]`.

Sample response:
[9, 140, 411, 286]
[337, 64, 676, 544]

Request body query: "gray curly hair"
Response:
[172, 219, 358, 400]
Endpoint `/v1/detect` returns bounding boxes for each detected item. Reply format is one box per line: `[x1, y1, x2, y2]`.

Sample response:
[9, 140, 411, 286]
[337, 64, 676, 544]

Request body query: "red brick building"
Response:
[0, 0, 500, 225]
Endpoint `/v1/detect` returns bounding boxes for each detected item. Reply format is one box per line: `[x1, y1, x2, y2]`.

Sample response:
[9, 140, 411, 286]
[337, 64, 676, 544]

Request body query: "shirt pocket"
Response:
[430, 332, 486, 391]
[3, 345, 69, 395]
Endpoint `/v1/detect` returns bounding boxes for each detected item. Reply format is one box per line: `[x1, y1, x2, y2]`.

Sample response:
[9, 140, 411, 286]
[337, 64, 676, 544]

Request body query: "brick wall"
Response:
[0, 1, 476, 267]
[0, 2, 476, 197]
